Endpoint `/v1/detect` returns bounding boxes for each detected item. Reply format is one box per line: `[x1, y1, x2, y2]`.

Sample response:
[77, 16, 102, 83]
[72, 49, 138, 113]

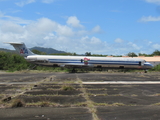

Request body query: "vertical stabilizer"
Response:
[6, 42, 35, 57]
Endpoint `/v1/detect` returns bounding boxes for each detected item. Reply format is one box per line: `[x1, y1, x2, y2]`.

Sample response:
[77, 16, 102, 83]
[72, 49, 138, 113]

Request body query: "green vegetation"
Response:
[0, 51, 29, 72]
[32, 49, 46, 55]
[127, 52, 138, 57]
[93, 102, 125, 106]
[61, 85, 75, 91]
[151, 64, 160, 71]
[11, 99, 25, 108]
[152, 103, 160, 106]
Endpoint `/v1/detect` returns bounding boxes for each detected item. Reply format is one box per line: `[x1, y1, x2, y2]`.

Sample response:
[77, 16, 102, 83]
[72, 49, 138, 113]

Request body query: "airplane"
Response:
[6, 42, 153, 72]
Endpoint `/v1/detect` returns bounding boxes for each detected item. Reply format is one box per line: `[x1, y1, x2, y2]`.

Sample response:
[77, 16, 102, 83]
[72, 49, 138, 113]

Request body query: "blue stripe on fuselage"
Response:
[48, 59, 139, 65]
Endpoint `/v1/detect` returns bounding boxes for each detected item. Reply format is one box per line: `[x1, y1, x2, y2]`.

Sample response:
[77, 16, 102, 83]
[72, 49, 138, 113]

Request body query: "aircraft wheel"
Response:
[144, 70, 148, 73]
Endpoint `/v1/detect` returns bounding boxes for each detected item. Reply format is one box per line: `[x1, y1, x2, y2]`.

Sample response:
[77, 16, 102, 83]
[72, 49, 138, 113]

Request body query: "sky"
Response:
[0, 0, 160, 55]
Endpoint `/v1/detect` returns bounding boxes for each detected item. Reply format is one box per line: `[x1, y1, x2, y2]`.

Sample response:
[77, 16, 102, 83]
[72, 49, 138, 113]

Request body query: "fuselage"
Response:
[7, 42, 154, 70]
[26, 55, 153, 70]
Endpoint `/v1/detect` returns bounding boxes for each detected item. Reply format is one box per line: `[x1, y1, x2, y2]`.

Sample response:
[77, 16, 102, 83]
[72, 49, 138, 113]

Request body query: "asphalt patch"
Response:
[0, 72, 160, 120]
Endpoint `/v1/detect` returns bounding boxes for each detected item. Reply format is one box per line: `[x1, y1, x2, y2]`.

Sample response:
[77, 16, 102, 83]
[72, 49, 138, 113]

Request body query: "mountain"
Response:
[30, 47, 66, 54]
[0, 48, 15, 53]
[0, 47, 66, 54]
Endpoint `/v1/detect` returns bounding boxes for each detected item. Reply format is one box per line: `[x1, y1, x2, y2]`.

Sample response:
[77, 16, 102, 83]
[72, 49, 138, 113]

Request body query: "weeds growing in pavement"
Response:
[11, 98, 25, 108]
[93, 102, 125, 106]
[61, 85, 75, 91]
[40, 100, 50, 107]
[152, 103, 160, 106]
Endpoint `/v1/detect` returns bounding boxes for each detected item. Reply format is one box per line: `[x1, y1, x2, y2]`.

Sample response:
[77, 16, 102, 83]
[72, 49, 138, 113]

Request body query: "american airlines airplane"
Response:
[6, 42, 153, 72]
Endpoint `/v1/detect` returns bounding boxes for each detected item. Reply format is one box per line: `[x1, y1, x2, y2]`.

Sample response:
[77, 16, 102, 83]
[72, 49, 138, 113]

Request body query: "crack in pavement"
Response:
[76, 74, 100, 120]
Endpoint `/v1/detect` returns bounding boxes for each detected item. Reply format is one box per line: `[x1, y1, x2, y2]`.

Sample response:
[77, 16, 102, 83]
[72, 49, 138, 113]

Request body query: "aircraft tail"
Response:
[6, 42, 35, 57]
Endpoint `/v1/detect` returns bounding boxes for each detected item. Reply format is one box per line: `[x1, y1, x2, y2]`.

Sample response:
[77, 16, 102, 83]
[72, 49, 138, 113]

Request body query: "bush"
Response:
[151, 65, 160, 71]
[0, 52, 29, 71]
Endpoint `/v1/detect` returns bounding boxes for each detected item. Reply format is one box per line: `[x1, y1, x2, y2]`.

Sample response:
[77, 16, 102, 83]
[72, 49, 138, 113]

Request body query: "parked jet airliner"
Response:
[6, 42, 153, 71]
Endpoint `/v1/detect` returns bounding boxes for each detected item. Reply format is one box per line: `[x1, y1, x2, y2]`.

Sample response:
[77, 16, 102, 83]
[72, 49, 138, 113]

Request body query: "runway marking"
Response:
[82, 81, 160, 84]
[1, 81, 160, 85]
[0, 82, 38, 85]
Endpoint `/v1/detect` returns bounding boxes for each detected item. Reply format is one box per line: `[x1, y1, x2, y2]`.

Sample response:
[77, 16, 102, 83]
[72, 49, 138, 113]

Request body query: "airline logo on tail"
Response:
[19, 47, 28, 54]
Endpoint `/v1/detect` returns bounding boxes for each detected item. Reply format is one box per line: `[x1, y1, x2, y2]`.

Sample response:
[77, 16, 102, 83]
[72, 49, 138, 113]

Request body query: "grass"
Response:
[93, 103, 109, 106]
[131, 94, 138, 97]
[39, 101, 50, 107]
[77, 76, 100, 120]
[61, 85, 75, 91]
[153, 93, 160, 96]
[93, 102, 125, 106]
[87, 93, 108, 96]
[74, 102, 88, 107]
[87, 88, 107, 91]
[26, 102, 61, 107]
[112, 103, 125, 106]
[152, 103, 160, 106]
[11, 99, 25, 108]
[25, 94, 62, 97]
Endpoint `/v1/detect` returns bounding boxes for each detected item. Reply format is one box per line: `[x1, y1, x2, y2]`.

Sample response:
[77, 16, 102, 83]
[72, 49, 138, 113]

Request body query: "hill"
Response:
[0, 48, 15, 53]
[30, 47, 66, 54]
[0, 47, 66, 54]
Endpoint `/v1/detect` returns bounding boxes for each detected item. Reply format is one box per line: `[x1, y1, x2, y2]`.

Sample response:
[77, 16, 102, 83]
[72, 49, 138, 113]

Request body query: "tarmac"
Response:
[0, 72, 160, 120]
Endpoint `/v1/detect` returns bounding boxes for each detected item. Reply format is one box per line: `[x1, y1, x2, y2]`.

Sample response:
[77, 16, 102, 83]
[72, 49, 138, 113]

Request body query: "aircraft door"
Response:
[139, 61, 145, 66]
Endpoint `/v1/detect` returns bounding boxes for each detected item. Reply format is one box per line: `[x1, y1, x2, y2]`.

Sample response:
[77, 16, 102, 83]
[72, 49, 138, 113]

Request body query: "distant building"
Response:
[121, 56, 160, 66]
[136, 56, 160, 66]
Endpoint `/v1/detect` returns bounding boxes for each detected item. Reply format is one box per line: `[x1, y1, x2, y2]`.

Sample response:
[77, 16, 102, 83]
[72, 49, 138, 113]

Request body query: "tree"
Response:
[0, 51, 29, 71]
[72, 52, 77, 56]
[152, 50, 160, 56]
[127, 52, 137, 57]
[85, 52, 91, 56]
[31, 49, 46, 55]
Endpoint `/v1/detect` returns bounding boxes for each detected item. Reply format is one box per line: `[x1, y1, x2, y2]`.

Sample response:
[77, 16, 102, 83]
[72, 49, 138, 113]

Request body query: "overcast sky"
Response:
[0, 0, 160, 55]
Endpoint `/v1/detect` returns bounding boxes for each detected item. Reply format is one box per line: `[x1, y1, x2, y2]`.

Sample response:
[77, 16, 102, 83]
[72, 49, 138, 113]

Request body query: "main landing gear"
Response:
[71, 68, 76, 73]
[144, 69, 148, 73]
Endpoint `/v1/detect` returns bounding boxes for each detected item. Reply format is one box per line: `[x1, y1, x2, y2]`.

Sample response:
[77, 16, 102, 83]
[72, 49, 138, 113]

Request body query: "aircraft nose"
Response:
[144, 62, 154, 69]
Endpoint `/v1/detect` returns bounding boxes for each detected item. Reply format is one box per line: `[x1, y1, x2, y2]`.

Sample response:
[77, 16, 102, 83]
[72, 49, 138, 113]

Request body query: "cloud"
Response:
[91, 25, 102, 33]
[0, 11, 3, 17]
[41, 0, 54, 3]
[139, 16, 160, 22]
[144, 0, 160, 5]
[0, 15, 107, 54]
[15, 0, 36, 7]
[15, 0, 55, 7]
[128, 42, 142, 50]
[152, 44, 160, 49]
[0, 13, 158, 55]
[114, 38, 124, 43]
[0, 11, 32, 24]
[66, 16, 84, 28]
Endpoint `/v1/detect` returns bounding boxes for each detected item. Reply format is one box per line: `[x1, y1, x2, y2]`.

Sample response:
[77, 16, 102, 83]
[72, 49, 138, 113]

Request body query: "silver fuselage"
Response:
[25, 55, 153, 70]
